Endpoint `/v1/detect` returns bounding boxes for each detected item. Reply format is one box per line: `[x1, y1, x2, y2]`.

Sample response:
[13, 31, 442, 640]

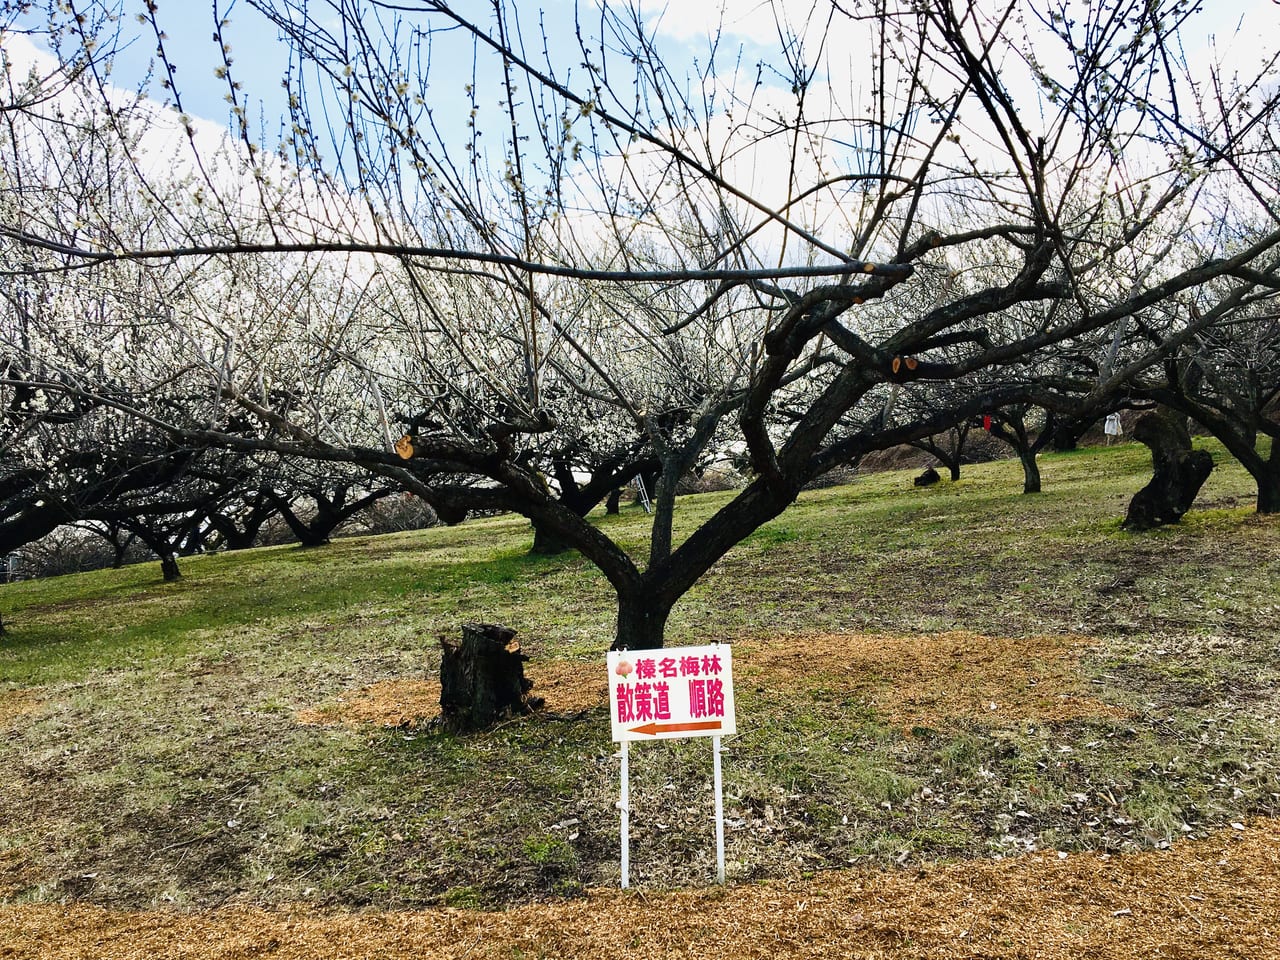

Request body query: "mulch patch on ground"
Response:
[295, 678, 443, 729]
[740, 631, 1126, 727]
[294, 660, 607, 729]
[0, 688, 44, 729]
[294, 632, 1121, 731]
[0, 850, 35, 902]
[2, 820, 1275, 959]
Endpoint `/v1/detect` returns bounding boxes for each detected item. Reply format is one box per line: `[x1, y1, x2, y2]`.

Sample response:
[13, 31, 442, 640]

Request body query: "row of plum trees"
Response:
[1, 0, 1278, 645]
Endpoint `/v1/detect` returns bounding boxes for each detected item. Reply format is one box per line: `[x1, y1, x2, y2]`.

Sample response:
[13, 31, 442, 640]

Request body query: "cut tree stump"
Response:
[913, 466, 941, 487]
[439, 623, 544, 732]
[1122, 412, 1214, 531]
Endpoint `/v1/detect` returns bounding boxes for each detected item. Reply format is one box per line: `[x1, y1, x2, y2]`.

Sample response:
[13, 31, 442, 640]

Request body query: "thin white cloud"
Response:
[646, 0, 827, 45]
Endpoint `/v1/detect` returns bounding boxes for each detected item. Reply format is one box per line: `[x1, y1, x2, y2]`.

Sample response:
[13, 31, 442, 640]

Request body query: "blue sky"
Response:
[6, 0, 1277, 253]
[11, 1, 767, 138]
[11, 1, 1276, 155]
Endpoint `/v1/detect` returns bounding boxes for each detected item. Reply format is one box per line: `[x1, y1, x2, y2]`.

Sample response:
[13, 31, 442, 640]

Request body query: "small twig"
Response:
[158, 827, 221, 852]
[1174, 895, 1205, 932]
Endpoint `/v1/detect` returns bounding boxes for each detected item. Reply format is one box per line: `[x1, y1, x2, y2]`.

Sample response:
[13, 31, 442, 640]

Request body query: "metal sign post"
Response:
[712, 734, 725, 883]
[607, 643, 736, 887]
[618, 739, 630, 888]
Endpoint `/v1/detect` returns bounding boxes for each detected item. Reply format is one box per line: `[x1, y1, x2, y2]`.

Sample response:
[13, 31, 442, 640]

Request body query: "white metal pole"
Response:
[620, 739, 631, 889]
[712, 734, 725, 884]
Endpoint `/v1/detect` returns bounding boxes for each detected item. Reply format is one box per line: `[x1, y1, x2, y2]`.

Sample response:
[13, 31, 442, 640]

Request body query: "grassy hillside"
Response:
[1, 440, 1277, 909]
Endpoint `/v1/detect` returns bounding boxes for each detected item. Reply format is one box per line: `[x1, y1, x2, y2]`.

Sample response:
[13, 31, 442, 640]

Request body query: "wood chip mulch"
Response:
[294, 660, 606, 729]
[294, 678, 443, 729]
[0, 689, 44, 729]
[2, 820, 1276, 959]
[740, 631, 1127, 727]
[293, 631, 1121, 732]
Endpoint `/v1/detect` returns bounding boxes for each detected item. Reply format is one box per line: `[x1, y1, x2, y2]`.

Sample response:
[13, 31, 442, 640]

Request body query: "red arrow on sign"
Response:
[629, 720, 723, 736]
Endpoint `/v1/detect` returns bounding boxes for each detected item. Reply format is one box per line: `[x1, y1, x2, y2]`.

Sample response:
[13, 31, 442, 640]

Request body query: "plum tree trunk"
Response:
[1257, 469, 1280, 514]
[612, 592, 674, 650]
[1048, 414, 1093, 451]
[1122, 413, 1214, 530]
[438, 623, 543, 732]
[160, 553, 182, 581]
[530, 521, 570, 555]
[1019, 448, 1042, 494]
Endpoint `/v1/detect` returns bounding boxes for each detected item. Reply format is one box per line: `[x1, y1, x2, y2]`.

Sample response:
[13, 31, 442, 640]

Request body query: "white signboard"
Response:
[607, 643, 736, 742]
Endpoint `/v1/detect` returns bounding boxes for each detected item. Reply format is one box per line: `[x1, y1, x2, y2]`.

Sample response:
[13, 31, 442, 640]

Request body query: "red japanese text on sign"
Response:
[607, 644, 736, 741]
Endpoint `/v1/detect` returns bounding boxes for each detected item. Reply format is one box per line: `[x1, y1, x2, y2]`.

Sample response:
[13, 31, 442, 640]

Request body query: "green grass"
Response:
[1, 438, 1277, 906]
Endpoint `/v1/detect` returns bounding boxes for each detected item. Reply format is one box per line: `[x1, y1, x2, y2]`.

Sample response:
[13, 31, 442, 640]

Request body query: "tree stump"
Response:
[1122, 413, 1214, 531]
[439, 623, 543, 732]
[913, 466, 941, 487]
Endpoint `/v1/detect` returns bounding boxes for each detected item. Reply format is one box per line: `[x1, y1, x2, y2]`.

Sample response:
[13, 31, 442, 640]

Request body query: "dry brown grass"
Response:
[2, 820, 1275, 959]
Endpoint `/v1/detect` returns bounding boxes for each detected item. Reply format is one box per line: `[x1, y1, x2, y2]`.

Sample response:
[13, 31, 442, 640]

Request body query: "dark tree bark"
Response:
[205, 487, 279, 550]
[0, 501, 65, 557]
[1122, 413, 1214, 530]
[911, 421, 971, 482]
[987, 406, 1055, 494]
[438, 623, 544, 731]
[101, 522, 138, 568]
[268, 484, 395, 547]
[529, 521, 568, 555]
[159, 553, 181, 581]
[107, 513, 203, 582]
[1047, 413, 1097, 451]
[526, 453, 660, 556]
[431, 501, 470, 525]
[914, 466, 941, 487]
[1130, 382, 1280, 516]
[0, 444, 205, 556]
[605, 488, 622, 515]
[1017, 447, 1042, 494]
[613, 591, 676, 651]
[1259, 443, 1280, 513]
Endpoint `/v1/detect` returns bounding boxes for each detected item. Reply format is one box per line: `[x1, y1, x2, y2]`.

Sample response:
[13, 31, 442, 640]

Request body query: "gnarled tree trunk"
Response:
[439, 623, 543, 731]
[530, 521, 570, 555]
[1122, 413, 1214, 530]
